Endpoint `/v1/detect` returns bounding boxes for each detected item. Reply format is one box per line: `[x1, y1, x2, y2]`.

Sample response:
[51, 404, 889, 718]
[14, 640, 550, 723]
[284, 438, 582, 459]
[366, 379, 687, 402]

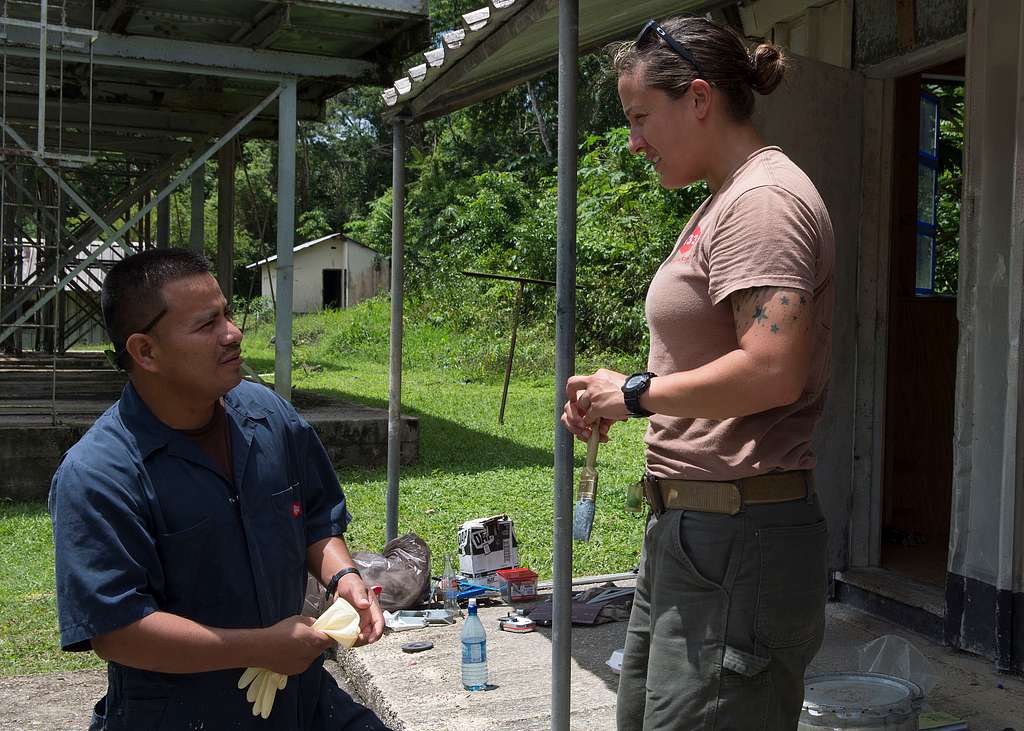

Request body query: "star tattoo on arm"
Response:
[730, 286, 812, 342]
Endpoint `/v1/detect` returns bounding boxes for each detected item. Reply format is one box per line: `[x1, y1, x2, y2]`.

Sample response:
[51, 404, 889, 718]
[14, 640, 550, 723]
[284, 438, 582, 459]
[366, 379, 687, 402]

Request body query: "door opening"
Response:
[880, 60, 964, 587]
[322, 268, 344, 310]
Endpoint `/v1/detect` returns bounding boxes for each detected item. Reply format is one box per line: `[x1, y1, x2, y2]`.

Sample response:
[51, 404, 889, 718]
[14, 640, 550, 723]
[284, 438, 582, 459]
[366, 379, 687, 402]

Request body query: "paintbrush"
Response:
[572, 421, 602, 542]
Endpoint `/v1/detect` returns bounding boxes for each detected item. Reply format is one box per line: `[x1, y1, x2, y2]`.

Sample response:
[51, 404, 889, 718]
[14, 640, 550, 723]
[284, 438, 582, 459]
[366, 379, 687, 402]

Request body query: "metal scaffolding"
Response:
[0, 0, 429, 419]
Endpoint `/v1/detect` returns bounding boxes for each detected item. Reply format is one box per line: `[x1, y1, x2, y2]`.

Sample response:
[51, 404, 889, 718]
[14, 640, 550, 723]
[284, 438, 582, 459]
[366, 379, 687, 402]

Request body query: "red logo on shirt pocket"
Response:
[291, 501, 302, 518]
[678, 225, 701, 260]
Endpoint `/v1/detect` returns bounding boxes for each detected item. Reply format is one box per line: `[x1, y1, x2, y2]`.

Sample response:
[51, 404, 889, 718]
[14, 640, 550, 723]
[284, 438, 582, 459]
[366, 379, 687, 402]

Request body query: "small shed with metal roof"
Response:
[247, 232, 389, 313]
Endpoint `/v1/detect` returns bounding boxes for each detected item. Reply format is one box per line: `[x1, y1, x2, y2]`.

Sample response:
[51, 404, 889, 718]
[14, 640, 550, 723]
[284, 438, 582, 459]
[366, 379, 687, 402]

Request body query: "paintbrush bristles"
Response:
[573, 498, 596, 542]
[573, 423, 602, 542]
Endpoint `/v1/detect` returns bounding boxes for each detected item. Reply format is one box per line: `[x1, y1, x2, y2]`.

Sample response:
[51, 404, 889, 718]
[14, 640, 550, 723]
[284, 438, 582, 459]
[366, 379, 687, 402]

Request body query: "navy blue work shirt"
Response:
[49, 380, 369, 730]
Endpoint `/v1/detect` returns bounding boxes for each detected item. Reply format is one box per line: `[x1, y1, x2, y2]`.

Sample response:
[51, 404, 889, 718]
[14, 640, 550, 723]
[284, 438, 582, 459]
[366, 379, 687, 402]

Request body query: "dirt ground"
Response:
[0, 669, 105, 730]
[0, 664, 364, 730]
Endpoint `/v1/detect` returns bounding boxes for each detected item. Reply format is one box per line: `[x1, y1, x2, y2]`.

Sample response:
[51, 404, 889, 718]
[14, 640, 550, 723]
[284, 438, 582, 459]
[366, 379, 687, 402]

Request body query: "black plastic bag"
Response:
[352, 532, 432, 611]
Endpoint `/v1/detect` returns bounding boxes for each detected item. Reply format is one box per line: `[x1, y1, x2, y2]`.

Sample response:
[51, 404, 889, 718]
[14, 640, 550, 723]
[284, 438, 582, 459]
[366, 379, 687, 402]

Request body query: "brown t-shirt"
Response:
[181, 399, 235, 485]
[644, 146, 835, 480]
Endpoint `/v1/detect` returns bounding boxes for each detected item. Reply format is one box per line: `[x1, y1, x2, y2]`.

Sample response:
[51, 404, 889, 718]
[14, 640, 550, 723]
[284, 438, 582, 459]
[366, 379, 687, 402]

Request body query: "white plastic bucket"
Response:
[799, 672, 923, 730]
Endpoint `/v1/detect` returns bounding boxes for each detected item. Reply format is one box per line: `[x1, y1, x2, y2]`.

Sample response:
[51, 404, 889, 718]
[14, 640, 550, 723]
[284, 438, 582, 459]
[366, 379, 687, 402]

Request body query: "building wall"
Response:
[295, 239, 345, 313]
[347, 244, 389, 306]
[753, 55, 865, 571]
[946, 0, 1024, 671]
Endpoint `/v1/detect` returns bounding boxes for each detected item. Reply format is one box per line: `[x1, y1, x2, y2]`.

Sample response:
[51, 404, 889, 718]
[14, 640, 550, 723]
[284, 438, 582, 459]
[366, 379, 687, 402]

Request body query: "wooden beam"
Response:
[896, 0, 915, 50]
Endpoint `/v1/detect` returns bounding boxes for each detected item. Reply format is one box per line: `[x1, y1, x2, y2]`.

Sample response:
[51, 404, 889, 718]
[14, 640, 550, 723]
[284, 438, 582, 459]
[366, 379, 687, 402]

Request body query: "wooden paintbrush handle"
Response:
[585, 420, 601, 470]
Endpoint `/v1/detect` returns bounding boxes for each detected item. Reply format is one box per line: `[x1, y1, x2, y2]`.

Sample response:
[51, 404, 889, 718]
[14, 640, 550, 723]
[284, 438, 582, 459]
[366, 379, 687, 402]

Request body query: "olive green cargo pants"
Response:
[616, 498, 828, 731]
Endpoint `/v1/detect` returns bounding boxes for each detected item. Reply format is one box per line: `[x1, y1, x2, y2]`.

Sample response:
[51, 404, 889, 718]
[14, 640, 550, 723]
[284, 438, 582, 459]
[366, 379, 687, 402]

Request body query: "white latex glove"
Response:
[238, 597, 361, 719]
[312, 594, 361, 646]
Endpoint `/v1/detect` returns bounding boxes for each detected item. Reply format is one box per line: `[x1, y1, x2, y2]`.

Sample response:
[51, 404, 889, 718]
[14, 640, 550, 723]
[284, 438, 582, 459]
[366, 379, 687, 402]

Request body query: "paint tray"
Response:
[394, 609, 455, 625]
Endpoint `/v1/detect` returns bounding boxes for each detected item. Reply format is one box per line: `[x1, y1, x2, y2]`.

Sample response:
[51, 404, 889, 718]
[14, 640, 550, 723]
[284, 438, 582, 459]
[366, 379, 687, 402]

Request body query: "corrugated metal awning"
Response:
[382, 0, 729, 122]
[0, 1, 430, 154]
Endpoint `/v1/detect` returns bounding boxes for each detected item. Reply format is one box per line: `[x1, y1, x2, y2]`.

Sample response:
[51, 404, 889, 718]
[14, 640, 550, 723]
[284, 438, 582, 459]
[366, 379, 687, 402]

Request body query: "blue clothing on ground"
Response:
[49, 380, 384, 730]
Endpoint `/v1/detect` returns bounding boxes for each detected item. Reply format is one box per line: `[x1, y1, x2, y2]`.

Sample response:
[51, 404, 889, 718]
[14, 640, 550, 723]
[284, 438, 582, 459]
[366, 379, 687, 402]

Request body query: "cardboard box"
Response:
[458, 514, 518, 576]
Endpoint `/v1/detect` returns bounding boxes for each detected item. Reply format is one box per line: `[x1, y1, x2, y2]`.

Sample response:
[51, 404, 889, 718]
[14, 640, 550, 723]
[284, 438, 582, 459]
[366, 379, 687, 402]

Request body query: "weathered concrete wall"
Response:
[753, 54, 865, 571]
[945, 0, 1024, 670]
[0, 424, 91, 501]
[302, 407, 419, 471]
[855, 0, 967, 67]
[1, 412, 419, 502]
[348, 252, 389, 307]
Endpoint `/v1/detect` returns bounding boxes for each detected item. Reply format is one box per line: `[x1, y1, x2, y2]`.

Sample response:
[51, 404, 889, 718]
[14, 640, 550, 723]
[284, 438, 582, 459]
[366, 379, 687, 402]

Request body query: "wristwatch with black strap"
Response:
[622, 371, 657, 417]
[324, 566, 361, 603]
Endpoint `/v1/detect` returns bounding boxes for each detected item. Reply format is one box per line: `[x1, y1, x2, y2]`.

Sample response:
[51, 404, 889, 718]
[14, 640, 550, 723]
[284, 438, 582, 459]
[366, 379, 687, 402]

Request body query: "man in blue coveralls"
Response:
[49, 249, 392, 730]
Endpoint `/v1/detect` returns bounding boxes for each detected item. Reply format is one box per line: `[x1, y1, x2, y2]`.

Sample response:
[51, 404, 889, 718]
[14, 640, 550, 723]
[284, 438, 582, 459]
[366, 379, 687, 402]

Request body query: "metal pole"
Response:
[386, 117, 407, 543]
[273, 79, 297, 401]
[190, 156, 205, 253]
[157, 177, 170, 248]
[37, 0, 47, 154]
[498, 280, 524, 425]
[552, 0, 578, 728]
[217, 141, 236, 300]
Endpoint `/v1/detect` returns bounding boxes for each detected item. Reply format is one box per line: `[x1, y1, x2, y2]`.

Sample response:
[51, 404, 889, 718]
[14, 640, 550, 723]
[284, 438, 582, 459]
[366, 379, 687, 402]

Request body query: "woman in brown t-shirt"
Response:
[561, 16, 834, 731]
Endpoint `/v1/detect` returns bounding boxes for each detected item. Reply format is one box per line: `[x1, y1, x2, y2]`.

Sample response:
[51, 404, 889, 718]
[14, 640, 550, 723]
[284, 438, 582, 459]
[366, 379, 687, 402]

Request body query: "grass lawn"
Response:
[0, 300, 649, 675]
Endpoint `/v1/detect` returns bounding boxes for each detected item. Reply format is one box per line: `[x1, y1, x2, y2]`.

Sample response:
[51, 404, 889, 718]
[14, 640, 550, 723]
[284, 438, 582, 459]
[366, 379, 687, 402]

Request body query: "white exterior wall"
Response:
[346, 242, 385, 305]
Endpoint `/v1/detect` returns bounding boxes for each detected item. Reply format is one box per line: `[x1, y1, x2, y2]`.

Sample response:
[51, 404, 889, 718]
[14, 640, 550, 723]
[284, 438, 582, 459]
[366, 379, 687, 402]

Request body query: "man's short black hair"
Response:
[101, 249, 211, 370]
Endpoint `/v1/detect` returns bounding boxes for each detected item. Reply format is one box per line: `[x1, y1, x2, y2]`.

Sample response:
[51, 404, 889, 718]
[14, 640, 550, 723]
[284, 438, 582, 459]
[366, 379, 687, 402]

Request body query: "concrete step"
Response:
[2, 388, 122, 401]
[1, 383, 124, 400]
[833, 567, 945, 642]
[0, 370, 124, 380]
[0, 399, 120, 425]
[0, 353, 126, 402]
[0, 353, 112, 369]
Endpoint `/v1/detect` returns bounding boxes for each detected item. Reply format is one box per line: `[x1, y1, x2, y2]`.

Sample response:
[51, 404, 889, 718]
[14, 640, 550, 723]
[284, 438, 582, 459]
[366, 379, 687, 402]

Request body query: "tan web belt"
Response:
[643, 471, 814, 516]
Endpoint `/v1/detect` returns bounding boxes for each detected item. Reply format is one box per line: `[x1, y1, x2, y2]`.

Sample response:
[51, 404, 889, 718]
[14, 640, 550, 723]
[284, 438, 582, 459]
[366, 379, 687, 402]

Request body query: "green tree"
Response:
[925, 82, 963, 297]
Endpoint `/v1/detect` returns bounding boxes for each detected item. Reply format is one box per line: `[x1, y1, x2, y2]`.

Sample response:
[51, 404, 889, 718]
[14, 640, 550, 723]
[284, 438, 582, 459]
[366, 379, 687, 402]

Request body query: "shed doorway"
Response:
[881, 61, 964, 588]
[323, 268, 346, 310]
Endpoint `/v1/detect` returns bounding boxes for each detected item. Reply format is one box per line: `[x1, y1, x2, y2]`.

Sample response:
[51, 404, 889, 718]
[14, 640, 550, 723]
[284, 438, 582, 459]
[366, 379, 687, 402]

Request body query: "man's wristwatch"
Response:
[622, 372, 656, 417]
[325, 566, 361, 603]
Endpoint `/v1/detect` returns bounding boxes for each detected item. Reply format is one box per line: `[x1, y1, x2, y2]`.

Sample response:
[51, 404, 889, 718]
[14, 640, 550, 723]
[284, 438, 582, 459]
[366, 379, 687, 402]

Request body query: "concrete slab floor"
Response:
[2, 601, 1021, 729]
[337, 598, 1024, 731]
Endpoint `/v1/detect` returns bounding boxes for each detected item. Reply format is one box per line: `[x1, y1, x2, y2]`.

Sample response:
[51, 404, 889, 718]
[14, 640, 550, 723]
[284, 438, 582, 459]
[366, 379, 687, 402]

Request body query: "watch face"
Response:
[625, 374, 646, 389]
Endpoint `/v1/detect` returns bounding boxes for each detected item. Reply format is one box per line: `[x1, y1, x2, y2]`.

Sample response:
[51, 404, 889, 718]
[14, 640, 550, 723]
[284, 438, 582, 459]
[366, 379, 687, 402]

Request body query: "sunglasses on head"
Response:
[636, 19, 705, 79]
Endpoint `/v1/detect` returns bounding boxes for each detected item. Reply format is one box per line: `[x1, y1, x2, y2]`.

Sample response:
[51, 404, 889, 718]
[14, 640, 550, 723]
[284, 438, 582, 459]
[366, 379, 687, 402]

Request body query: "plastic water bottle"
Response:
[461, 598, 488, 691]
[442, 555, 460, 617]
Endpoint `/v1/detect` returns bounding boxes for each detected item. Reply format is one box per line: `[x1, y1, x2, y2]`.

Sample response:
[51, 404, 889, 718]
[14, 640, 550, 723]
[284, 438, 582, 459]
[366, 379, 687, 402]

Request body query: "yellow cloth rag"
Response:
[238, 597, 361, 719]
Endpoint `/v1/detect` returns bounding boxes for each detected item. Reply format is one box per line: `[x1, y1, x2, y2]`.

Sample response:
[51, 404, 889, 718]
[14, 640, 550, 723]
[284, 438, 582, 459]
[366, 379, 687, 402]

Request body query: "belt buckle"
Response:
[644, 475, 666, 515]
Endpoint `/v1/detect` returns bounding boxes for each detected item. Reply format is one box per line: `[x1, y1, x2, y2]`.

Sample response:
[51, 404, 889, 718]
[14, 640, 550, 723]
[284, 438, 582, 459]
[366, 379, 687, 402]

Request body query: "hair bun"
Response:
[750, 43, 786, 95]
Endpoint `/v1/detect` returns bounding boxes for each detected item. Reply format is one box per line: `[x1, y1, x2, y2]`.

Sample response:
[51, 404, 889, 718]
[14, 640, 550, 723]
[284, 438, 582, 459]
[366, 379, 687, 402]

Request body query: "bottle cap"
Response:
[467, 598, 478, 615]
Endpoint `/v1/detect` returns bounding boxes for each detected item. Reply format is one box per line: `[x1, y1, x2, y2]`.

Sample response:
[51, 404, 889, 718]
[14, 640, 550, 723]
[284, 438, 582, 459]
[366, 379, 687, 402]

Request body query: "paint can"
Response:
[799, 673, 923, 730]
